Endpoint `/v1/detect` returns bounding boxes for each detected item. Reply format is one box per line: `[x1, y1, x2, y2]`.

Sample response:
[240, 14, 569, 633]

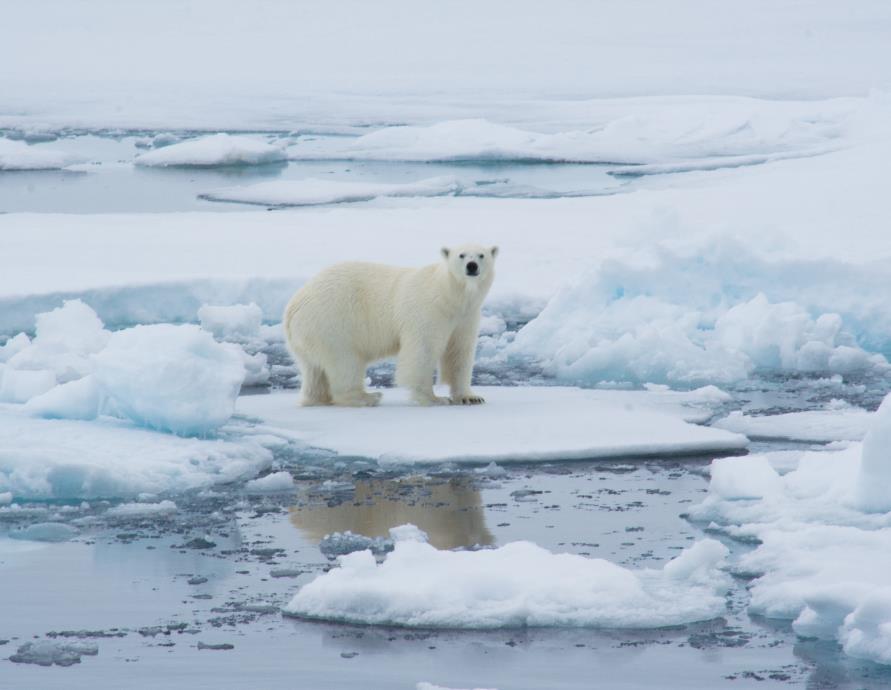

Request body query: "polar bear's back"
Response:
[284, 261, 415, 362]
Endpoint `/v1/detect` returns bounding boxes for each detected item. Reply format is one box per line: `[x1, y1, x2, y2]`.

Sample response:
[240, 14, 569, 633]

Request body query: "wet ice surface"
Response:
[3, 441, 891, 688]
[0, 132, 627, 214]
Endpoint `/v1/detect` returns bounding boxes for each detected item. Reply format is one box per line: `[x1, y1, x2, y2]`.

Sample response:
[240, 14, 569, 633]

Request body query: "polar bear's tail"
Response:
[282, 295, 301, 359]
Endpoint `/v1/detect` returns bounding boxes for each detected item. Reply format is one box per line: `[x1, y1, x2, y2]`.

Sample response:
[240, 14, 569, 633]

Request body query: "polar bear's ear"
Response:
[441, 247, 450, 260]
[490, 246, 499, 258]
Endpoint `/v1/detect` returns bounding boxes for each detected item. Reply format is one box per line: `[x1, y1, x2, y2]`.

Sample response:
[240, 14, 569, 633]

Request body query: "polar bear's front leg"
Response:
[441, 319, 484, 405]
[396, 330, 451, 406]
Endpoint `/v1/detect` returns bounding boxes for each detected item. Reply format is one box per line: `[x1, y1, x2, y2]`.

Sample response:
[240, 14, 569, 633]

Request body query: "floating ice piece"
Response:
[239, 349, 270, 386]
[200, 176, 461, 207]
[319, 530, 395, 559]
[689, 393, 891, 666]
[10, 522, 79, 542]
[286, 535, 730, 628]
[9, 640, 98, 666]
[287, 115, 837, 165]
[198, 303, 263, 341]
[134, 133, 286, 167]
[236, 386, 746, 465]
[0, 368, 56, 403]
[6, 299, 110, 383]
[25, 375, 101, 420]
[714, 407, 872, 443]
[0, 333, 30, 362]
[709, 455, 782, 500]
[93, 324, 245, 435]
[0, 138, 81, 170]
[243, 471, 295, 493]
[0, 409, 272, 499]
[508, 284, 887, 386]
[855, 394, 891, 513]
[106, 500, 177, 518]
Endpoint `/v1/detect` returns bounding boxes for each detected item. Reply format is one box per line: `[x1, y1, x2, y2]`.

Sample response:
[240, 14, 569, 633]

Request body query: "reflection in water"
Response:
[289, 477, 494, 550]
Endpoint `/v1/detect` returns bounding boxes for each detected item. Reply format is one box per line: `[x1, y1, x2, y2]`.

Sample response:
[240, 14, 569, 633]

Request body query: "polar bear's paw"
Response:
[333, 390, 383, 407]
[452, 393, 486, 405]
[412, 391, 452, 406]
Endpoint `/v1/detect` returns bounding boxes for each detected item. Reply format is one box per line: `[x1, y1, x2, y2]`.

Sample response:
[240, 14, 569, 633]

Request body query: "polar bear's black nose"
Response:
[466, 261, 479, 276]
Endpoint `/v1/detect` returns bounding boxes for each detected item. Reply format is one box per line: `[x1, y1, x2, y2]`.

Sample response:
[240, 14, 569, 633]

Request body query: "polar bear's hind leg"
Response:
[297, 358, 332, 407]
[325, 353, 381, 407]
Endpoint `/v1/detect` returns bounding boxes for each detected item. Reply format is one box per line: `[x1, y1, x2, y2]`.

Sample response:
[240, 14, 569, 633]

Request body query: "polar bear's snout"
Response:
[465, 261, 479, 276]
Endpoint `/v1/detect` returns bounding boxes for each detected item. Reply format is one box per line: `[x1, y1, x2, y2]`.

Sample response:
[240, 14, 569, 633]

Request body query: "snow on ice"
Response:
[134, 133, 286, 167]
[0, 410, 272, 500]
[201, 176, 461, 207]
[285, 525, 730, 628]
[503, 264, 889, 386]
[243, 471, 296, 494]
[0, 301, 248, 434]
[689, 393, 891, 666]
[236, 386, 746, 465]
[198, 303, 263, 341]
[287, 107, 845, 165]
[105, 499, 178, 519]
[714, 404, 872, 443]
[0, 138, 81, 171]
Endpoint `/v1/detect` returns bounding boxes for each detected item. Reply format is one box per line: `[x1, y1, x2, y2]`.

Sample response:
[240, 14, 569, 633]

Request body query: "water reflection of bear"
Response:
[289, 477, 494, 550]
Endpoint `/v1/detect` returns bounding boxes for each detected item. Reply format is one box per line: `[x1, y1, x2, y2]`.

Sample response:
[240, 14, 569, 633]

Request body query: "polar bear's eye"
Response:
[459, 253, 465, 259]
[478, 254, 484, 259]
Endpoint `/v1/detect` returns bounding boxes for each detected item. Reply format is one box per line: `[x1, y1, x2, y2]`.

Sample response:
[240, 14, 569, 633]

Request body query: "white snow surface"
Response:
[4, 97, 891, 386]
[285, 532, 730, 628]
[287, 110, 844, 165]
[505, 288, 888, 386]
[0, 138, 80, 170]
[0, 406, 272, 500]
[201, 176, 461, 207]
[5, 301, 248, 435]
[714, 406, 873, 443]
[198, 303, 263, 341]
[235, 387, 745, 465]
[134, 134, 286, 167]
[689, 393, 891, 666]
[243, 471, 295, 494]
[93, 324, 246, 435]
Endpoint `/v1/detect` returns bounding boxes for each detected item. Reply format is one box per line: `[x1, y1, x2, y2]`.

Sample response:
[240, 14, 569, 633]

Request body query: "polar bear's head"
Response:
[441, 244, 498, 283]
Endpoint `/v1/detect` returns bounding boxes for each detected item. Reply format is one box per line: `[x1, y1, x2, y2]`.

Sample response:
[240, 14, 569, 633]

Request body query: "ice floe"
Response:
[198, 302, 263, 342]
[134, 133, 286, 167]
[93, 324, 245, 435]
[713, 405, 872, 443]
[200, 176, 461, 207]
[0, 409, 272, 500]
[287, 112, 842, 165]
[105, 499, 177, 519]
[688, 393, 891, 666]
[236, 386, 745, 465]
[285, 527, 730, 628]
[0, 138, 81, 171]
[243, 471, 295, 494]
[9, 639, 98, 666]
[2, 301, 248, 434]
[10, 522, 79, 543]
[504, 273, 889, 386]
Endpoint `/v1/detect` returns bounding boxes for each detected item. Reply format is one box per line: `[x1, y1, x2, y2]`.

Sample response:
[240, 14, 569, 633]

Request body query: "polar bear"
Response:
[283, 244, 497, 407]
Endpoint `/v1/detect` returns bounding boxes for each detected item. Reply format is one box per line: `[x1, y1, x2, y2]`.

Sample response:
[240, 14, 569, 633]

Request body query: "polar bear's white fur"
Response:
[283, 244, 497, 407]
